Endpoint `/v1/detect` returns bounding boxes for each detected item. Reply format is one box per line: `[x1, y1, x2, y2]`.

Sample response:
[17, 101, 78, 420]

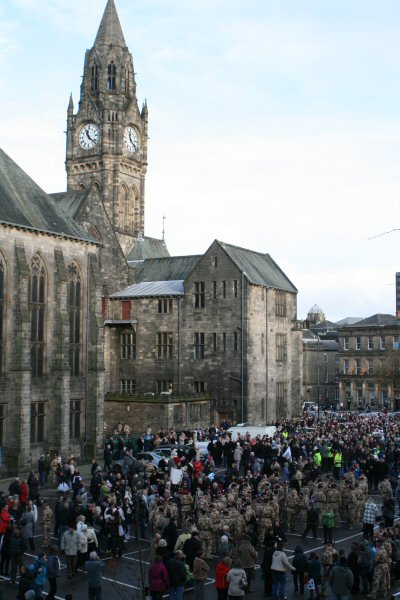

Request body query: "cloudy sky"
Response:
[1, 0, 400, 321]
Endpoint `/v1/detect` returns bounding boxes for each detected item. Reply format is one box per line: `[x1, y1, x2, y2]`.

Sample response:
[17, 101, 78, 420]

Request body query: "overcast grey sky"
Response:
[1, 0, 400, 321]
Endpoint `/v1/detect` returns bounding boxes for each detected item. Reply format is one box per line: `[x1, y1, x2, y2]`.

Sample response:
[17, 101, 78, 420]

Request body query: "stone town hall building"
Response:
[0, 0, 302, 471]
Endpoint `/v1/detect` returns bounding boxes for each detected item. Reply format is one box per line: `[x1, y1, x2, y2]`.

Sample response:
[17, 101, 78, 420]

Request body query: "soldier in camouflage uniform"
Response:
[367, 540, 391, 599]
[353, 482, 366, 526]
[209, 504, 222, 554]
[197, 509, 213, 558]
[378, 478, 393, 501]
[339, 480, 350, 523]
[344, 483, 357, 529]
[150, 505, 166, 534]
[326, 483, 341, 524]
[312, 483, 327, 527]
[226, 483, 239, 505]
[41, 502, 53, 548]
[286, 487, 299, 533]
[298, 491, 309, 532]
[179, 486, 193, 527]
[321, 542, 338, 597]
[255, 498, 274, 547]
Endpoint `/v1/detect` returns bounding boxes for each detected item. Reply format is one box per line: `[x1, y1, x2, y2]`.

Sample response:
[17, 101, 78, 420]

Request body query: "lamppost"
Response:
[317, 335, 320, 419]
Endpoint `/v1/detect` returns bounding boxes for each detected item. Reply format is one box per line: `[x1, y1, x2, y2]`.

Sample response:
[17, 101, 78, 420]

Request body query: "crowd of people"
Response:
[0, 410, 400, 600]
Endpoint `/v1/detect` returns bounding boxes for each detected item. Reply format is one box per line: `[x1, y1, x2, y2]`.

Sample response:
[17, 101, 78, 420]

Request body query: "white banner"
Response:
[170, 468, 183, 485]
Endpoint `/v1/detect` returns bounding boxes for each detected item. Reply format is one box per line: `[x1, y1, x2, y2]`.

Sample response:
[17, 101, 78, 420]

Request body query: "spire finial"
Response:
[94, 0, 126, 48]
[162, 214, 166, 244]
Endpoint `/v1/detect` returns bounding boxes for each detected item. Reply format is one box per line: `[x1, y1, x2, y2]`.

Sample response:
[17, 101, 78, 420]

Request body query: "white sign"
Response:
[170, 468, 183, 485]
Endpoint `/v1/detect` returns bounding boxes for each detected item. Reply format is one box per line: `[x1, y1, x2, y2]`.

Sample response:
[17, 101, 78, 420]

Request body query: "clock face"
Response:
[124, 126, 138, 153]
[79, 123, 100, 150]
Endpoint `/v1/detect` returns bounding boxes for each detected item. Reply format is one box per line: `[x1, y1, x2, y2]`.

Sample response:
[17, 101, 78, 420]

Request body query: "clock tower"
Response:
[66, 0, 148, 254]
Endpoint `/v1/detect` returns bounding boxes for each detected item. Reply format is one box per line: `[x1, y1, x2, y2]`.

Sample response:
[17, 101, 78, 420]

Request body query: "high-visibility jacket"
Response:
[314, 452, 322, 467]
[334, 452, 342, 467]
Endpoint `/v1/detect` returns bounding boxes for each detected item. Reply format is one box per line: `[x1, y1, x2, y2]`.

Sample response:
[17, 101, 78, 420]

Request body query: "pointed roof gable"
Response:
[217, 240, 297, 293]
[0, 148, 97, 244]
[127, 237, 170, 262]
[94, 0, 126, 49]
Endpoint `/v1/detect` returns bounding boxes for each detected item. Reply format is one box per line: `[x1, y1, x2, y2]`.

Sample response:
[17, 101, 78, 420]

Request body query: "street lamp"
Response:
[317, 335, 320, 419]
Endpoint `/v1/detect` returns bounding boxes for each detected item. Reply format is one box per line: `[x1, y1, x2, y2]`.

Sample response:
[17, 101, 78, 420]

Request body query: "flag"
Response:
[282, 446, 292, 462]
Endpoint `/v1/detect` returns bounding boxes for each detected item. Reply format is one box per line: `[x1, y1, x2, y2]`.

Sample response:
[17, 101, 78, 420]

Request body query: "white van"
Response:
[227, 425, 276, 442]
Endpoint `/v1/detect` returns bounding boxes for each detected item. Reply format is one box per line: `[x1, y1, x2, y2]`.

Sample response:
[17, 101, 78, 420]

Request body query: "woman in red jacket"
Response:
[0, 506, 10, 536]
[149, 554, 170, 600]
[215, 556, 232, 600]
[19, 481, 29, 507]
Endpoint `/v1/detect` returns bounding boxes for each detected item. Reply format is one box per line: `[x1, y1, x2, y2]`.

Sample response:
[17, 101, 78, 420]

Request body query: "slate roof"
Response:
[0, 148, 97, 244]
[51, 190, 90, 219]
[127, 237, 170, 262]
[335, 316, 363, 326]
[310, 320, 337, 330]
[303, 337, 339, 350]
[217, 241, 297, 293]
[340, 313, 399, 328]
[133, 255, 201, 282]
[94, 0, 126, 48]
[111, 280, 184, 299]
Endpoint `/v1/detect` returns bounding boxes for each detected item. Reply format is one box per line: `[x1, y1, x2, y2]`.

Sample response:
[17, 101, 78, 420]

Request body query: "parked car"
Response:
[135, 451, 164, 466]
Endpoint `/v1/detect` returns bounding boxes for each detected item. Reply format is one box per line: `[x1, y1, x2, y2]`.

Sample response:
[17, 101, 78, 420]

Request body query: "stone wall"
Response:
[0, 225, 103, 472]
[104, 395, 212, 434]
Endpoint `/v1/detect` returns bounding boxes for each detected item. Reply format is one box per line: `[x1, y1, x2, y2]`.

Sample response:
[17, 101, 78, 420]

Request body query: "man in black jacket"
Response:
[166, 550, 187, 599]
[182, 529, 202, 571]
[162, 518, 179, 553]
[302, 502, 319, 539]
[9, 526, 26, 584]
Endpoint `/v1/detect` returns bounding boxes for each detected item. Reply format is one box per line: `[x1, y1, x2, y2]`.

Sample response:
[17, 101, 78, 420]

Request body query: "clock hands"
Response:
[128, 131, 137, 149]
[86, 130, 95, 143]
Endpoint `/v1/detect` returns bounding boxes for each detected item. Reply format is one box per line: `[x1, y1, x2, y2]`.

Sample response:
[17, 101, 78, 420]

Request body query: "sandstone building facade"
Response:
[0, 0, 302, 470]
[105, 240, 303, 429]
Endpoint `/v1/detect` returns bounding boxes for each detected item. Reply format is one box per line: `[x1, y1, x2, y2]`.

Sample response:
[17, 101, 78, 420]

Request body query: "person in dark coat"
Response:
[0, 524, 12, 576]
[162, 518, 179, 553]
[85, 551, 105, 599]
[292, 545, 308, 594]
[261, 539, 275, 596]
[46, 545, 61, 600]
[166, 550, 187, 598]
[27, 472, 40, 502]
[8, 478, 21, 497]
[9, 526, 26, 583]
[182, 529, 203, 571]
[347, 542, 360, 594]
[16, 565, 35, 600]
[302, 502, 319, 539]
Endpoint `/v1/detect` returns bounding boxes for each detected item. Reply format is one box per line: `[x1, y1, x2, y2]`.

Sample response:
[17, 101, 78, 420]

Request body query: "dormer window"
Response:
[108, 62, 116, 90]
[91, 63, 99, 91]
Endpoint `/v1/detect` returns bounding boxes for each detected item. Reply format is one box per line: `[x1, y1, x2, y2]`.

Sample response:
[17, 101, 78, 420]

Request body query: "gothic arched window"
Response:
[108, 61, 117, 91]
[68, 263, 82, 377]
[119, 185, 130, 231]
[0, 258, 4, 373]
[91, 62, 99, 91]
[125, 66, 130, 94]
[29, 255, 46, 377]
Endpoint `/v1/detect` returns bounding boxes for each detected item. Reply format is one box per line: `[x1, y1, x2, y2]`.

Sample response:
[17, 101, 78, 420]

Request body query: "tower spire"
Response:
[94, 0, 126, 48]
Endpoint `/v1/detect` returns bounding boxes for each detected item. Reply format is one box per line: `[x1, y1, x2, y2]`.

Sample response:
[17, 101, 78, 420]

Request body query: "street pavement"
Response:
[0, 470, 399, 600]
